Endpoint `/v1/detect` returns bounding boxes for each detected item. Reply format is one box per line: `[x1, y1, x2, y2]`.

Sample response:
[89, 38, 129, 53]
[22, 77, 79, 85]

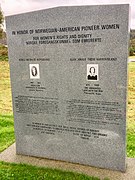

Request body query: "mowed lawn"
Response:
[0, 61, 15, 152]
[127, 61, 135, 157]
[0, 161, 102, 180]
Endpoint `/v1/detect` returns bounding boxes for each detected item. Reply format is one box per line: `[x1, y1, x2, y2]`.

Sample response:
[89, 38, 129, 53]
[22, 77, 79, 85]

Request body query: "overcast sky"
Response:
[1, 0, 135, 29]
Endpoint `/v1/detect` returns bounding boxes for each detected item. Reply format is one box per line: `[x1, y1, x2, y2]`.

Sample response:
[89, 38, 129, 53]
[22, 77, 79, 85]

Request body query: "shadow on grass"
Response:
[0, 161, 102, 180]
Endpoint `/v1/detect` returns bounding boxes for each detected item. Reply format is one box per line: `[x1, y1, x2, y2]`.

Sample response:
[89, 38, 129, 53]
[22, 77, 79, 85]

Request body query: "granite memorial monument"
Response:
[6, 4, 129, 171]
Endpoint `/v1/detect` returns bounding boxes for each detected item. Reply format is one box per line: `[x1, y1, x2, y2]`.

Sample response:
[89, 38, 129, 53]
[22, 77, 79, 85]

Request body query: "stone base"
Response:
[0, 143, 135, 180]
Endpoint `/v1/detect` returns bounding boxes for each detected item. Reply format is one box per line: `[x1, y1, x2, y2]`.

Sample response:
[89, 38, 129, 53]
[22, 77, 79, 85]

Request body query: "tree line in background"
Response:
[0, 10, 135, 57]
[0, 10, 8, 59]
[0, 10, 5, 39]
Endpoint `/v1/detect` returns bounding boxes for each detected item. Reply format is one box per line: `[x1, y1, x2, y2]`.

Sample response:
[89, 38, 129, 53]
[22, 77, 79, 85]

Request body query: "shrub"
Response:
[129, 46, 135, 56]
[0, 44, 8, 55]
[0, 45, 8, 61]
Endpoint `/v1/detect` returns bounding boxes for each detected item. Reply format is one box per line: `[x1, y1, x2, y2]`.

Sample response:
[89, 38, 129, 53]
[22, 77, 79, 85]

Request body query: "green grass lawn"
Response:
[0, 61, 14, 152]
[127, 62, 135, 157]
[0, 61, 12, 114]
[0, 114, 15, 152]
[0, 161, 102, 180]
[129, 56, 135, 59]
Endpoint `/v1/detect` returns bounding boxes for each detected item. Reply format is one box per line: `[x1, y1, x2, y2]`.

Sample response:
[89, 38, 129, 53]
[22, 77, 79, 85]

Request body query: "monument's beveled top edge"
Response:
[5, 4, 129, 18]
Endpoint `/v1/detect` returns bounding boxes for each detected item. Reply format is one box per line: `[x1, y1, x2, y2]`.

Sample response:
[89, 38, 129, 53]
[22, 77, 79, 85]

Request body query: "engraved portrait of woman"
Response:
[87, 67, 97, 80]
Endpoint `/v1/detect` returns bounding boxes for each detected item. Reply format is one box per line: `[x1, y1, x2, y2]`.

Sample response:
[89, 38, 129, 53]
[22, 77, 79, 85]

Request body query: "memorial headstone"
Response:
[6, 4, 129, 172]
